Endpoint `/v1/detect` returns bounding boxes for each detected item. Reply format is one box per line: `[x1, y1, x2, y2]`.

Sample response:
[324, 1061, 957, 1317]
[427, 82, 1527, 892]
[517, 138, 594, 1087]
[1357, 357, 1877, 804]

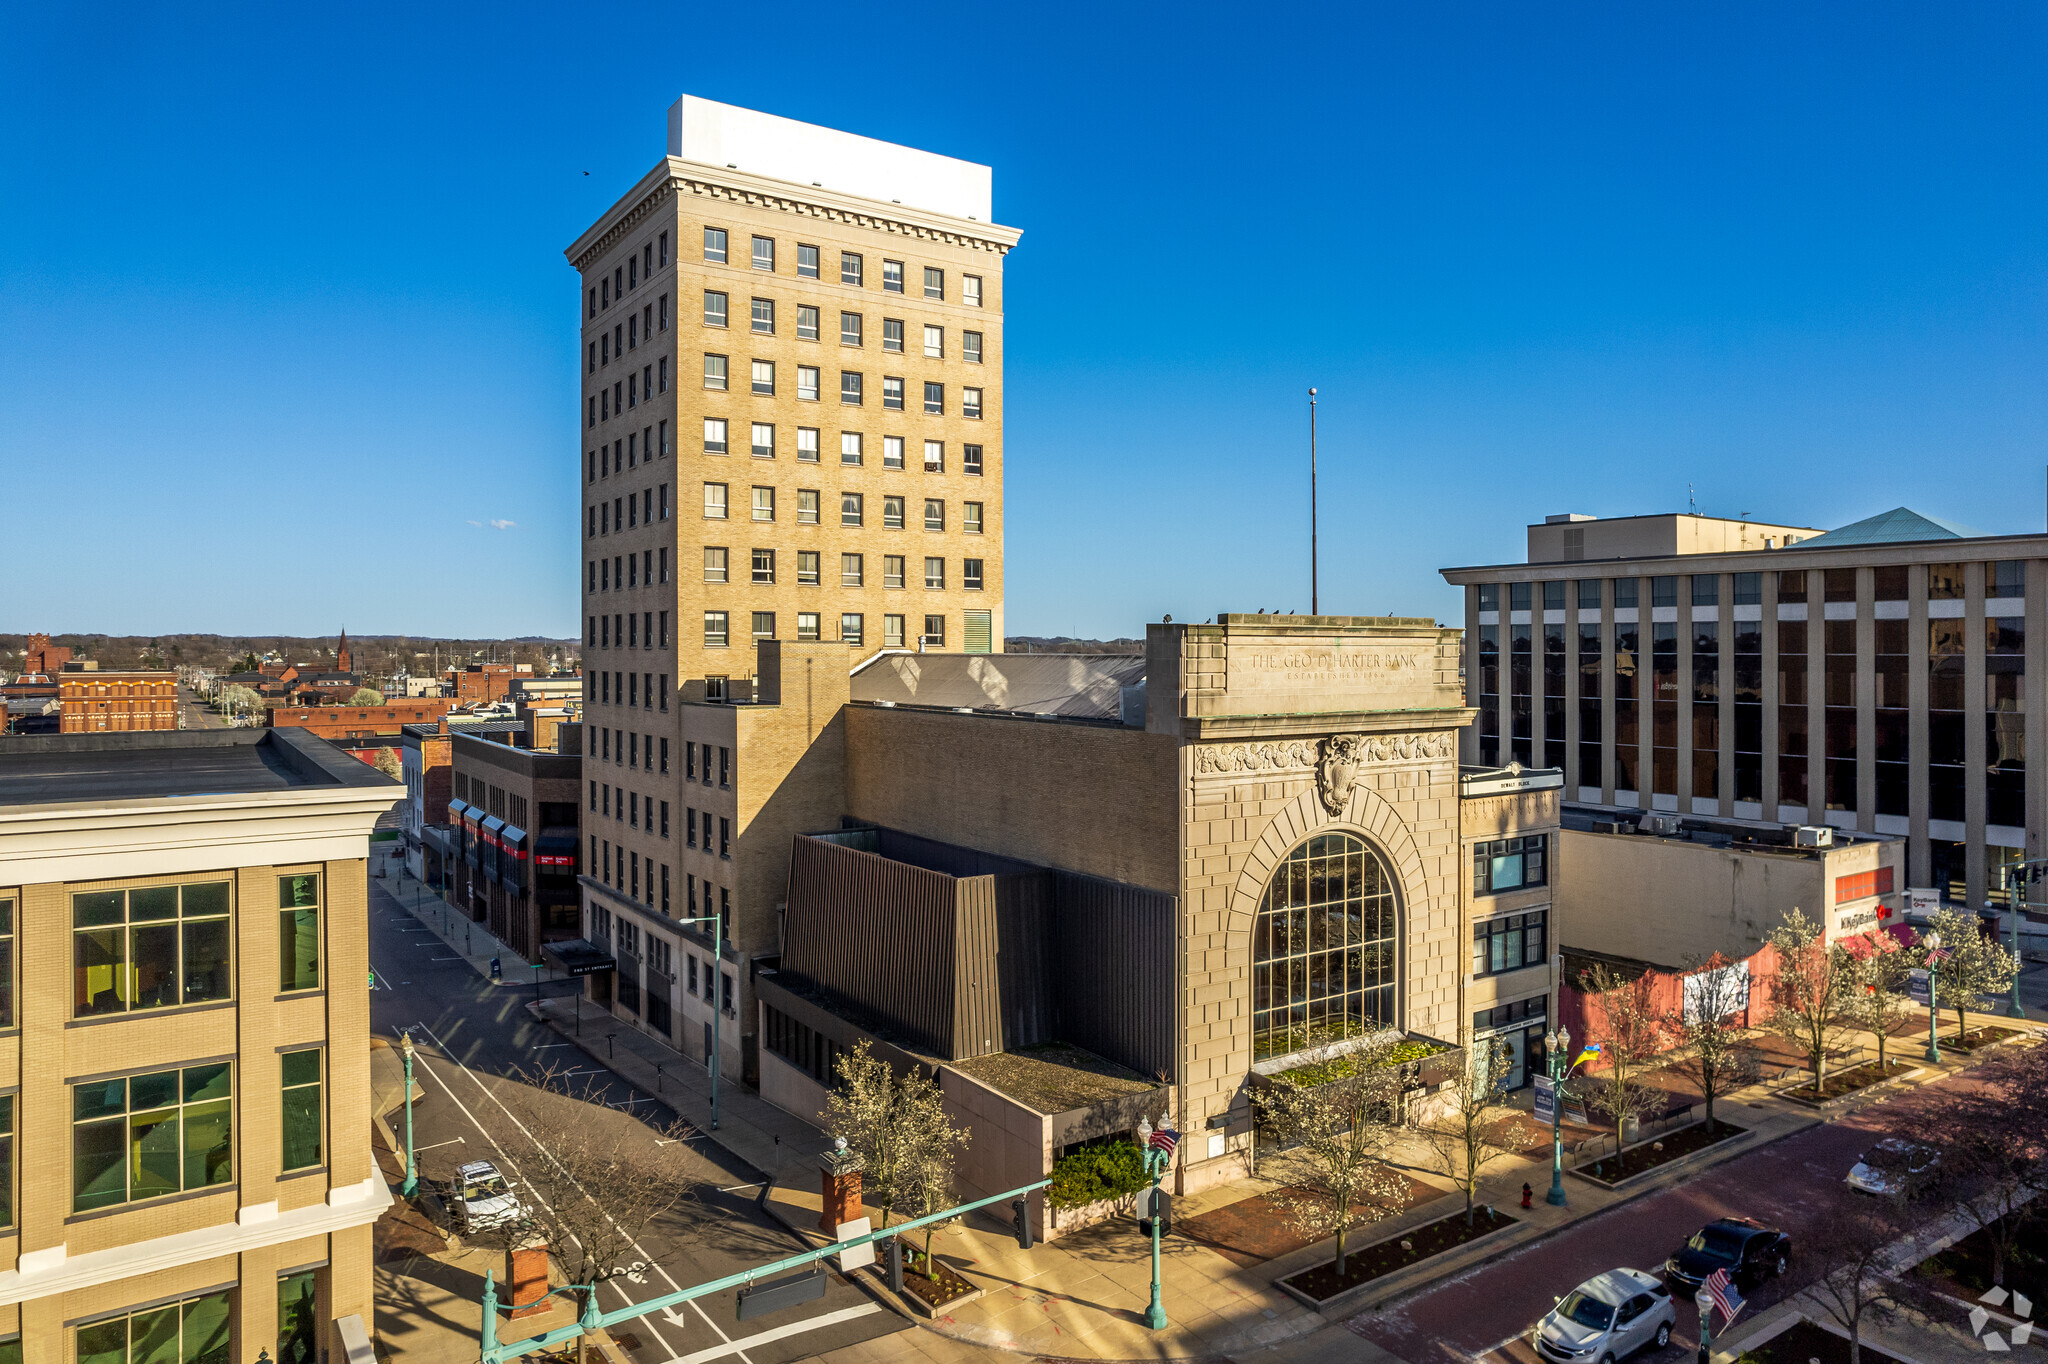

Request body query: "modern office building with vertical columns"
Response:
[1443, 507, 2047, 911]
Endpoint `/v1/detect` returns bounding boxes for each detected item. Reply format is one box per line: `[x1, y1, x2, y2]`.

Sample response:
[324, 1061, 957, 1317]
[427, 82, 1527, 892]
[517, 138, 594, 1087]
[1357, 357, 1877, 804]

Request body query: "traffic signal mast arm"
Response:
[480, 1178, 1051, 1362]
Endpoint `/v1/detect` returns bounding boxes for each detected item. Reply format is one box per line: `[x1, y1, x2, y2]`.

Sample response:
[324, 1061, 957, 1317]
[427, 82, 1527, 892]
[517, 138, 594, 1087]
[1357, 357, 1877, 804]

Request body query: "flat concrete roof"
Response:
[0, 728, 397, 807]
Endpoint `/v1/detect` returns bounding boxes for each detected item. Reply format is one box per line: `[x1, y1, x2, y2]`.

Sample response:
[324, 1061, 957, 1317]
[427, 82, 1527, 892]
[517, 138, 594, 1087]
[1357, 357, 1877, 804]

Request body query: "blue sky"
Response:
[4, 4, 2045, 638]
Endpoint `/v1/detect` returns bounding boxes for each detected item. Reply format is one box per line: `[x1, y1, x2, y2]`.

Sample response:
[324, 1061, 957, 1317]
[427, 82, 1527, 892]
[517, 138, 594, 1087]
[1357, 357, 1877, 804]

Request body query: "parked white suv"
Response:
[1535, 1268, 1676, 1363]
[450, 1160, 527, 1233]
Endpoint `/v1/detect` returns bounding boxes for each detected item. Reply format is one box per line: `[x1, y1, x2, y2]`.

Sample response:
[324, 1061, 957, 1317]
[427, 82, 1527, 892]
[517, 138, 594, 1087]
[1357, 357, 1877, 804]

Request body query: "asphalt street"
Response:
[368, 876, 905, 1364]
[1350, 1062, 1994, 1364]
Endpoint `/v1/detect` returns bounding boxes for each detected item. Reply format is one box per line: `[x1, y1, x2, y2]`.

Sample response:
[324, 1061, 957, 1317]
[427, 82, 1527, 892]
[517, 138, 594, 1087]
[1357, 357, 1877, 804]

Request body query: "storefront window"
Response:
[1252, 833, 1398, 1061]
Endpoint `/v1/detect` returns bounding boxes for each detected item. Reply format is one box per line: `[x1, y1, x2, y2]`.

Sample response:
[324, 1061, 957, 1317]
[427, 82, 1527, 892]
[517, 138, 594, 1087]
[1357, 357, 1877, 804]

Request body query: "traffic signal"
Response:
[1011, 1198, 1034, 1250]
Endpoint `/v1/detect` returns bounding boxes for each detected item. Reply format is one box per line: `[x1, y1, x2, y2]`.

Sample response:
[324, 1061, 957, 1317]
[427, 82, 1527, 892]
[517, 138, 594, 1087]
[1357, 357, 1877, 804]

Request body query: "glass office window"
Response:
[1778, 620, 1809, 808]
[281, 1049, 323, 1171]
[72, 1064, 233, 1212]
[74, 881, 232, 1017]
[1825, 618, 1857, 812]
[1613, 622, 1639, 793]
[279, 873, 320, 992]
[1692, 621, 1719, 799]
[1733, 620, 1763, 803]
[1651, 623, 1678, 795]
[1251, 833, 1397, 1060]
[1987, 616, 2026, 827]
[1543, 623, 1566, 771]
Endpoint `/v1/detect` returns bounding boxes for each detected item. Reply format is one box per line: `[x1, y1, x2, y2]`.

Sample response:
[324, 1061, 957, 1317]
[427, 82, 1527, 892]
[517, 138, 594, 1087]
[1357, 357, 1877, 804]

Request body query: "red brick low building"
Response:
[265, 699, 458, 740]
[58, 666, 177, 733]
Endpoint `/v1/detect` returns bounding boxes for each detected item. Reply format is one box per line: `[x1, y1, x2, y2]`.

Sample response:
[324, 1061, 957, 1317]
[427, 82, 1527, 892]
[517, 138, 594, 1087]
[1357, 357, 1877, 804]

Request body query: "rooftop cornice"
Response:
[565, 158, 1022, 272]
[1441, 529, 2048, 582]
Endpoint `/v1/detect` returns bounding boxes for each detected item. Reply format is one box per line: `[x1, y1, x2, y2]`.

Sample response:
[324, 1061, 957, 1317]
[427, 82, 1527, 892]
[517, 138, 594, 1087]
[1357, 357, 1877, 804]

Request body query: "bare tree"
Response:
[477, 1064, 698, 1364]
[1409, 1037, 1519, 1227]
[1765, 907, 1856, 1091]
[1843, 932, 1917, 1072]
[1921, 907, 2019, 1044]
[1257, 1038, 1412, 1276]
[1903, 1044, 2048, 1287]
[1660, 953, 1760, 1131]
[1576, 963, 1669, 1153]
[1800, 1196, 1936, 1364]
[824, 1041, 952, 1231]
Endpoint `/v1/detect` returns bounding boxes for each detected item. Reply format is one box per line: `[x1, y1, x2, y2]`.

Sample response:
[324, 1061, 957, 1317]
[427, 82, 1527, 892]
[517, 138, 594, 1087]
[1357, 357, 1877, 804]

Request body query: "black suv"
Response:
[1664, 1217, 1791, 1292]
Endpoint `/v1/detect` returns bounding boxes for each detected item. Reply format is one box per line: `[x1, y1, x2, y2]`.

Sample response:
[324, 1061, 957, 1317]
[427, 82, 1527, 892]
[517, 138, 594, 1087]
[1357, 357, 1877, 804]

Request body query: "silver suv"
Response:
[1535, 1268, 1676, 1363]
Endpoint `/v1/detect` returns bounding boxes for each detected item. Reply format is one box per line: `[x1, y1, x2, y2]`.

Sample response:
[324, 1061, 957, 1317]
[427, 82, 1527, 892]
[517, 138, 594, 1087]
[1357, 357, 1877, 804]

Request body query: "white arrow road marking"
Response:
[410, 1023, 748, 1363]
[662, 1303, 882, 1364]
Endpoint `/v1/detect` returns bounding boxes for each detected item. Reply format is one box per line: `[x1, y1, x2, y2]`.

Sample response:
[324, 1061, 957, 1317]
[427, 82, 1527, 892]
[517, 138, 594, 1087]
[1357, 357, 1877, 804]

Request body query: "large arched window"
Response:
[1252, 832, 1398, 1061]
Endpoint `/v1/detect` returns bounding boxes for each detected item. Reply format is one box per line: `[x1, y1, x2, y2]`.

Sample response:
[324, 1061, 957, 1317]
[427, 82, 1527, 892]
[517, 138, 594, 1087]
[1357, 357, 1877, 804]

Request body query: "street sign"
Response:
[1533, 1074, 1556, 1124]
[1908, 968, 1931, 1007]
[834, 1216, 876, 1271]
[735, 1267, 826, 1322]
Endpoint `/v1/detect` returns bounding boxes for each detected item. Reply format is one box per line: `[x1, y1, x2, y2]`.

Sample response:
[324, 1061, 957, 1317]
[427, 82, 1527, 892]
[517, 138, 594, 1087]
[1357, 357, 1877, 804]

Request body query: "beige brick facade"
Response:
[0, 731, 394, 1362]
[568, 103, 1019, 1086]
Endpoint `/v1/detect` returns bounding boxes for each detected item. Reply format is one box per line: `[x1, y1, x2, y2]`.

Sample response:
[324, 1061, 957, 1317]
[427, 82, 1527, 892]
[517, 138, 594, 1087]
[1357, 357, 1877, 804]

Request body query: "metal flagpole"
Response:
[1309, 388, 1319, 615]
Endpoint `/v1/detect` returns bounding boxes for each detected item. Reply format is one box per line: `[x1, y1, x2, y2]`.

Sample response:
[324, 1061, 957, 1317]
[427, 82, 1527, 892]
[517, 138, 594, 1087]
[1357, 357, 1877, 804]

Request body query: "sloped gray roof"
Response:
[850, 652, 1145, 719]
[1801, 507, 1983, 547]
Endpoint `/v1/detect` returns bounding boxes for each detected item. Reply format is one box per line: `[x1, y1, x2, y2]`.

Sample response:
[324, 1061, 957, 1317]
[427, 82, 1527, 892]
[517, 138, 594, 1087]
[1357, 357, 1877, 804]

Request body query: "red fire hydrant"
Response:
[1521, 1183, 1534, 1209]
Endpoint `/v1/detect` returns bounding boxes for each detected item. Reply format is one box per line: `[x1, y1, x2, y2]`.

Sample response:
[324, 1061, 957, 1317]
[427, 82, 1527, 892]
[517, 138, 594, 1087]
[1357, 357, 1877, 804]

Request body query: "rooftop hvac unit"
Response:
[1794, 825, 1834, 849]
[1639, 815, 1682, 837]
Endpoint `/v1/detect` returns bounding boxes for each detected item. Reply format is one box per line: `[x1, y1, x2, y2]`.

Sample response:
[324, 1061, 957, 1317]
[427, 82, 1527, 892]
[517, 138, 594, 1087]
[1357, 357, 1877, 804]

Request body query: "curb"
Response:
[1339, 1113, 1824, 1318]
[1272, 1215, 1521, 1317]
[1565, 1119, 1774, 1193]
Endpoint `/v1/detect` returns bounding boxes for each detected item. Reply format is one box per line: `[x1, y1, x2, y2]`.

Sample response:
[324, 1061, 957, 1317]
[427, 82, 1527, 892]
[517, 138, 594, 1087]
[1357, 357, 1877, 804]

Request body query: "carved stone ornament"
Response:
[1316, 735, 1364, 815]
[1194, 731, 1454, 778]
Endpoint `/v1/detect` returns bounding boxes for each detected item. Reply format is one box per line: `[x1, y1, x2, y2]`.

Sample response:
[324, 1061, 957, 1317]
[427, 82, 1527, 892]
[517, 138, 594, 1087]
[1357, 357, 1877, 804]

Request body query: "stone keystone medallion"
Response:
[1316, 735, 1364, 815]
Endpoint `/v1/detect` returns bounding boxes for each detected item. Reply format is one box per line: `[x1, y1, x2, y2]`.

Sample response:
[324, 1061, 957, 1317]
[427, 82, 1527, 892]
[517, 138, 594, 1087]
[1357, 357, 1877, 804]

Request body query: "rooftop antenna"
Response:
[1309, 388, 1320, 615]
[1688, 483, 1698, 516]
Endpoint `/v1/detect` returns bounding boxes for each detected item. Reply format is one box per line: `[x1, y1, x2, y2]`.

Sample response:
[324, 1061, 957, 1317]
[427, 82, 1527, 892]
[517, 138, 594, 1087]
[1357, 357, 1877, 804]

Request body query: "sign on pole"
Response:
[834, 1216, 876, 1271]
[1908, 968, 1931, 1007]
[1533, 1074, 1556, 1125]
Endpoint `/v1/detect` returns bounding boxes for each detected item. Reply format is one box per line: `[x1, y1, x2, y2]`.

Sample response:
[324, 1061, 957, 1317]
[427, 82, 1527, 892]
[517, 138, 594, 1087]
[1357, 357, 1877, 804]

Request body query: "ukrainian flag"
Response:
[1572, 1044, 1603, 1070]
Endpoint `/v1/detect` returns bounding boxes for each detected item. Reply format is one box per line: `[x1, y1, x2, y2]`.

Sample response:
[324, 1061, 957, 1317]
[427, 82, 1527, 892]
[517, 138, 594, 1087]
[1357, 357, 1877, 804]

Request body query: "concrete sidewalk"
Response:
[370, 848, 2043, 1362]
[526, 993, 830, 1185]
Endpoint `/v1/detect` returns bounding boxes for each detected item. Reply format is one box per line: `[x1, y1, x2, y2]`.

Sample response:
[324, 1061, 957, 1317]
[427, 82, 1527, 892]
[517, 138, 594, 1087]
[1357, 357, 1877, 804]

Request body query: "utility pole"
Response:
[1309, 387, 1319, 616]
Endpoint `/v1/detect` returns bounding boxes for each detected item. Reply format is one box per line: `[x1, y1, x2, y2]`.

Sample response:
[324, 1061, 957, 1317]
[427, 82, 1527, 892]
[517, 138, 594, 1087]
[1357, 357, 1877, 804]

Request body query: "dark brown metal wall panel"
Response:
[994, 872, 1056, 1050]
[1053, 873, 1175, 1077]
[783, 835, 959, 1055]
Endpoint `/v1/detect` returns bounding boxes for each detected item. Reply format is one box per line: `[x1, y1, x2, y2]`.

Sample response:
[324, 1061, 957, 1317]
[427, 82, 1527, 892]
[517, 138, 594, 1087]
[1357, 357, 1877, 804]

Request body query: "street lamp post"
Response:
[399, 1030, 419, 1197]
[1136, 1118, 1169, 1331]
[1542, 1025, 1571, 1207]
[1924, 932, 1943, 1064]
[676, 911, 724, 1131]
[1695, 1289, 1713, 1364]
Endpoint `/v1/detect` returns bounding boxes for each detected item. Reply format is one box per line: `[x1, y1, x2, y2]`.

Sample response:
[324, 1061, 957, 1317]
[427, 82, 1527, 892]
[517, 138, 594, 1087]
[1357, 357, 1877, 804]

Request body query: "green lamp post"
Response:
[399, 1029, 419, 1197]
[1543, 1025, 1571, 1207]
[1136, 1117, 1173, 1331]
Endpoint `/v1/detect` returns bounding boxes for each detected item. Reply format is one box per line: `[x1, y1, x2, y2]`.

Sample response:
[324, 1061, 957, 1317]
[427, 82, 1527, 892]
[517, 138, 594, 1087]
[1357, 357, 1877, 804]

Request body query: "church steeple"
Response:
[337, 628, 352, 674]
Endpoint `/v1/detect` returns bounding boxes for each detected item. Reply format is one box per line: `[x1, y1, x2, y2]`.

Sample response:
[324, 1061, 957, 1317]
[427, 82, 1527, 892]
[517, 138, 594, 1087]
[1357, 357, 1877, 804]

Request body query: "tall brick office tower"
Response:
[569, 95, 1017, 700]
[564, 96, 1018, 1065]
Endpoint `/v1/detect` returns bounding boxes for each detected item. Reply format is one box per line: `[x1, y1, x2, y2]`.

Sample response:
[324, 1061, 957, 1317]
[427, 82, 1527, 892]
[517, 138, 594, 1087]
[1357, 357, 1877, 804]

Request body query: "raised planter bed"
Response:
[1775, 1058, 1915, 1104]
[1942, 1025, 2024, 1053]
[1273, 1205, 1517, 1305]
[879, 1257, 985, 1316]
[1571, 1119, 1747, 1184]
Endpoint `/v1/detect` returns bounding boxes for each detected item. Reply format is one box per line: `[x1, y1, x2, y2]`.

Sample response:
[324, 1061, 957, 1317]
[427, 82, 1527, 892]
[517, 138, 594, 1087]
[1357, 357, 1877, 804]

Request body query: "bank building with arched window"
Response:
[698, 612, 1561, 1231]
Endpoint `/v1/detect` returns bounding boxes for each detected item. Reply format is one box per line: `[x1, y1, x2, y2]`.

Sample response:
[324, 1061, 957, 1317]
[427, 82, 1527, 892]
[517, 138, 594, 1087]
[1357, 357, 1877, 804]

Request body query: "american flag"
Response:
[1148, 1126, 1179, 1158]
[1704, 1268, 1745, 1326]
[1928, 944, 1953, 962]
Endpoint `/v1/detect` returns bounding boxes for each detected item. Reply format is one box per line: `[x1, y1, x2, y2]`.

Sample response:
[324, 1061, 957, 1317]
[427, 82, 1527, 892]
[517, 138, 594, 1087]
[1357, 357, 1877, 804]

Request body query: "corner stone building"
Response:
[720, 614, 1533, 1205]
[1161, 617, 1471, 1173]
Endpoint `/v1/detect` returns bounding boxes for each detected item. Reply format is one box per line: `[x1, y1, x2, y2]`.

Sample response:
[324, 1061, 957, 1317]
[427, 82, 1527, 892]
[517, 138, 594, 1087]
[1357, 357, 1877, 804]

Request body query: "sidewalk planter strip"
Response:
[885, 1260, 983, 1316]
[1775, 1058, 1914, 1105]
[1274, 1205, 1518, 1305]
[1570, 1119, 1748, 1184]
